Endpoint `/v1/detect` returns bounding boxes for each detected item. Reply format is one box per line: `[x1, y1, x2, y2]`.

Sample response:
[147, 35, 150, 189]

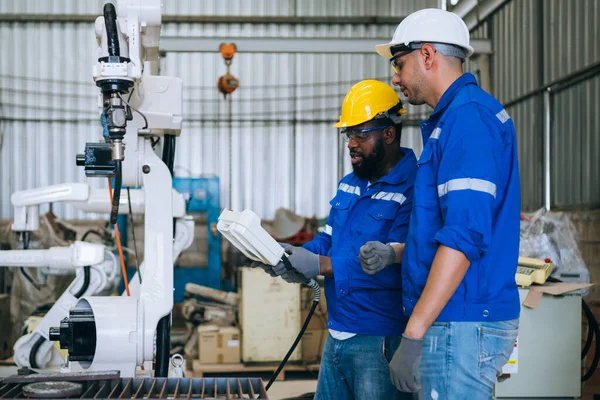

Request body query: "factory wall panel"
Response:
[486, 0, 599, 209]
[0, 7, 428, 220]
[0, 0, 435, 17]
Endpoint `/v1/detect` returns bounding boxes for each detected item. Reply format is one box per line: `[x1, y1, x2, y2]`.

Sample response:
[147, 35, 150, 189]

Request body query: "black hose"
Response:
[29, 336, 45, 369]
[19, 232, 40, 290]
[547, 276, 599, 381]
[583, 299, 594, 358]
[162, 135, 176, 177]
[81, 229, 103, 242]
[155, 314, 171, 377]
[103, 3, 120, 57]
[20, 268, 40, 290]
[110, 161, 122, 225]
[264, 260, 321, 391]
[162, 135, 177, 237]
[266, 299, 319, 391]
[126, 188, 142, 284]
[22, 231, 30, 249]
[73, 266, 91, 299]
[582, 299, 600, 382]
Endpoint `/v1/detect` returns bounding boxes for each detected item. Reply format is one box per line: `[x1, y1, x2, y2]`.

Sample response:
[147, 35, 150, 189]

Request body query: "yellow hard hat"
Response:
[333, 80, 406, 128]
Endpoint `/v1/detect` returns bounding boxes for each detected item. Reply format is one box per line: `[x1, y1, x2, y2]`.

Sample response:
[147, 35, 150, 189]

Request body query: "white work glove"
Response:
[359, 241, 396, 275]
[250, 243, 294, 277]
[272, 245, 320, 284]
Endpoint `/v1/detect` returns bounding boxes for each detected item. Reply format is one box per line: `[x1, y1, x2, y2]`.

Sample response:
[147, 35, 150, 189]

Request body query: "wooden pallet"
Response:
[191, 360, 320, 381]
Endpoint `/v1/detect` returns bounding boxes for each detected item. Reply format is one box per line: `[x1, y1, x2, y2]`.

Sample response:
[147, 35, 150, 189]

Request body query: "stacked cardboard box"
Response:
[197, 325, 241, 364]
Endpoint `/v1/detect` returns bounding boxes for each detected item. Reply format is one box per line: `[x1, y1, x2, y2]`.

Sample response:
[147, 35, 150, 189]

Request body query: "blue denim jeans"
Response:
[314, 333, 415, 400]
[418, 319, 519, 400]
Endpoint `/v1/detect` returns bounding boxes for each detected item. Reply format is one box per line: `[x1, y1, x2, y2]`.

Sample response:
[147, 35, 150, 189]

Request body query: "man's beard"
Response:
[351, 137, 385, 180]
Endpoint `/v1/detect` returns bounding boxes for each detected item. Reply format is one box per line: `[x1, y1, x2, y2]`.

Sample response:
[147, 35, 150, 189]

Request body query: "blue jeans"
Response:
[419, 319, 519, 400]
[315, 333, 415, 400]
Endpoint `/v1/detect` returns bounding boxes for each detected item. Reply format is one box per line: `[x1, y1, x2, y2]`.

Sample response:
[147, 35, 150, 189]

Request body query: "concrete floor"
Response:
[266, 379, 317, 400]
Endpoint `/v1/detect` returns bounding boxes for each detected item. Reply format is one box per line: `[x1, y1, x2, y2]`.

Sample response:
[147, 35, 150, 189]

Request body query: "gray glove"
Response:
[250, 260, 277, 277]
[359, 241, 396, 275]
[272, 245, 320, 283]
[250, 243, 293, 277]
[389, 334, 423, 393]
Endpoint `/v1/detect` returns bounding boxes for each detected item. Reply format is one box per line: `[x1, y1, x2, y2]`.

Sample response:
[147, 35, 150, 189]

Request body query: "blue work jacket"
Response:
[402, 73, 521, 322]
[304, 148, 417, 336]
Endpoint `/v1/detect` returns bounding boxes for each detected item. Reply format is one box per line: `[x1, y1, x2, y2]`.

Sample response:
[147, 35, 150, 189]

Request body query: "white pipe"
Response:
[543, 88, 552, 211]
[0, 242, 105, 269]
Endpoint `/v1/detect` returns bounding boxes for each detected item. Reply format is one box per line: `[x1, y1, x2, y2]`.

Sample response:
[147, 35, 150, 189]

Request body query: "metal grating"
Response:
[0, 377, 268, 400]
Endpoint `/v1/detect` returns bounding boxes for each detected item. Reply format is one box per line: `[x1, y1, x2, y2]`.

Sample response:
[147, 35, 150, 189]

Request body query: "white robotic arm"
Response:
[8, 244, 119, 369]
[44, 0, 189, 378]
[0, 241, 105, 270]
[11, 183, 186, 232]
[12, 212, 195, 370]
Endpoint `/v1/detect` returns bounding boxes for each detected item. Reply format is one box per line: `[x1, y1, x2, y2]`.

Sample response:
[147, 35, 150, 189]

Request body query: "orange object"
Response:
[217, 73, 240, 96]
[219, 43, 236, 60]
[108, 178, 131, 297]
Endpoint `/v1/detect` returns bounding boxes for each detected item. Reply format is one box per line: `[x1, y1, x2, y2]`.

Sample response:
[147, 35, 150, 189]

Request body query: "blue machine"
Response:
[172, 176, 222, 302]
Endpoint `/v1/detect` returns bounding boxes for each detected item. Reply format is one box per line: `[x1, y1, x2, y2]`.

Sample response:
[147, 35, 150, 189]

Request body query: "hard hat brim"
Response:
[375, 43, 394, 59]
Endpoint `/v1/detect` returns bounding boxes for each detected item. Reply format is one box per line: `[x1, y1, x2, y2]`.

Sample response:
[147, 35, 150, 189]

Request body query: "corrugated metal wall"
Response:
[485, 0, 599, 210]
[0, 0, 431, 17]
[0, 22, 103, 220]
[3, 0, 596, 218]
[0, 0, 437, 17]
[0, 0, 434, 220]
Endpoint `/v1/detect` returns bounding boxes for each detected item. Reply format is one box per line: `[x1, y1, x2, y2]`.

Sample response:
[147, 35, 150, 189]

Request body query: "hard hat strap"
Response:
[392, 42, 467, 61]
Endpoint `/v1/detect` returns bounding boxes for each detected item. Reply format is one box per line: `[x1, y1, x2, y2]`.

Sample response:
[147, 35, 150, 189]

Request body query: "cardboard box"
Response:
[197, 325, 240, 364]
[302, 329, 327, 362]
[302, 310, 327, 330]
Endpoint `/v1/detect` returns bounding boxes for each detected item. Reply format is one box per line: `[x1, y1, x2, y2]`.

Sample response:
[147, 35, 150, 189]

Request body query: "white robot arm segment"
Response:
[11, 183, 186, 232]
[0, 242, 105, 270]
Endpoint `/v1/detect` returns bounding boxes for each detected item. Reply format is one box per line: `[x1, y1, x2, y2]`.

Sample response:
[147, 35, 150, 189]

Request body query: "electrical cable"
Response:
[103, 3, 120, 58]
[110, 161, 122, 225]
[155, 315, 171, 378]
[19, 268, 41, 290]
[81, 229, 103, 242]
[0, 74, 394, 90]
[150, 136, 161, 149]
[582, 298, 599, 382]
[264, 257, 321, 392]
[73, 266, 91, 299]
[28, 336, 45, 369]
[117, 92, 148, 129]
[126, 187, 142, 284]
[108, 177, 130, 296]
[19, 232, 41, 290]
[546, 276, 599, 381]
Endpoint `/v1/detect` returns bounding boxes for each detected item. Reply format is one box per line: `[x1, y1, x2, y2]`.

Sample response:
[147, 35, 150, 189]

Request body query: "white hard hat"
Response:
[376, 8, 474, 59]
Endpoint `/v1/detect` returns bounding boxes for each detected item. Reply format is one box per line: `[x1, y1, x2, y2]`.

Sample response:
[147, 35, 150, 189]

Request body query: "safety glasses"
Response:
[340, 126, 389, 142]
[390, 50, 415, 73]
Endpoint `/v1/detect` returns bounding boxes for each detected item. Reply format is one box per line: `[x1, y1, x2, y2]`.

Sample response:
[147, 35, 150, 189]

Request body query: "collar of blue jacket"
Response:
[431, 72, 478, 119]
[419, 72, 479, 143]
